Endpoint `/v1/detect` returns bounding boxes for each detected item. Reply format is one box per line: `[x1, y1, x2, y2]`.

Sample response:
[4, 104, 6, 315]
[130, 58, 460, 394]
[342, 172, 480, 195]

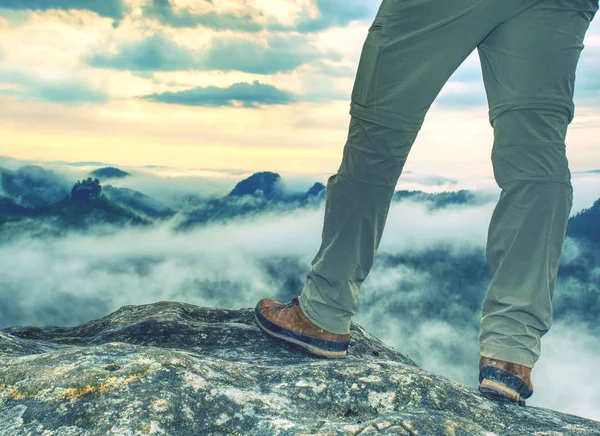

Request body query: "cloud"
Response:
[140, 79, 298, 108]
[0, 69, 108, 105]
[32, 81, 107, 104]
[310, 60, 355, 78]
[1, 162, 600, 421]
[294, 0, 379, 33]
[432, 50, 488, 109]
[86, 34, 199, 72]
[530, 322, 600, 420]
[574, 44, 600, 106]
[0, 0, 128, 20]
[0, 165, 71, 207]
[433, 83, 488, 109]
[84, 31, 349, 106]
[0, 79, 108, 105]
[200, 34, 321, 74]
[143, 0, 264, 32]
[142, 0, 379, 32]
[87, 33, 323, 75]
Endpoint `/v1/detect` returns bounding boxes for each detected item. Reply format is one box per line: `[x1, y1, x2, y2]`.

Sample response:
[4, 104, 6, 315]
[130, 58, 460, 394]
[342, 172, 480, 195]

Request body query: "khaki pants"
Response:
[298, 0, 598, 368]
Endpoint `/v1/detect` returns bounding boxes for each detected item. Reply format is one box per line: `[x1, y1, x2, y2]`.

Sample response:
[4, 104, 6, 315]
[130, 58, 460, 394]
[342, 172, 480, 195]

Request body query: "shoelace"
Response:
[271, 297, 300, 311]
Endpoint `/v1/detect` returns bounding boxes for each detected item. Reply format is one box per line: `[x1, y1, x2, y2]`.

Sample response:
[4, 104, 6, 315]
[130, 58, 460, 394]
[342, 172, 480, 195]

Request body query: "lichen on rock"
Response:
[1, 301, 599, 435]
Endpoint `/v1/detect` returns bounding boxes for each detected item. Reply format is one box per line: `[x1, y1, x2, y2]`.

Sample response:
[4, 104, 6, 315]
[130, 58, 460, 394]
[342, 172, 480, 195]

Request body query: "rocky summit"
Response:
[1, 301, 599, 435]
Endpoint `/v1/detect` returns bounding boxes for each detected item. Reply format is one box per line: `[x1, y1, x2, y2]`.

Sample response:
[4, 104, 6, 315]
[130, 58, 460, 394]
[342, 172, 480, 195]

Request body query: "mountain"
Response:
[0, 165, 70, 208]
[306, 182, 326, 198]
[227, 171, 284, 200]
[35, 195, 151, 231]
[0, 165, 491, 232]
[90, 167, 131, 180]
[46, 161, 113, 167]
[102, 185, 176, 220]
[177, 171, 500, 231]
[1, 301, 599, 434]
[566, 198, 600, 245]
[177, 173, 326, 231]
[2, 164, 596, 240]
[392, 189, 485, 210]
[0, 193, 150, 238]
[0, 174, 151, 236]
[0, 196, 37, 218]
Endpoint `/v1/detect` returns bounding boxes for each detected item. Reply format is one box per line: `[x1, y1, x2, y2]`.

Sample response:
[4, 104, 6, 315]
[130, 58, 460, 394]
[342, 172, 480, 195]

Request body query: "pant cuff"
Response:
[298, 294, 351, 335]
[480, 343, 537, 368]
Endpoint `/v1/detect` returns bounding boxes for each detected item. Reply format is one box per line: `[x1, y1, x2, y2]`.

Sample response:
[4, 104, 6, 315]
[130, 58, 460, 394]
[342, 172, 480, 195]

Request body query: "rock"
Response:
[1, 301, 599, 435]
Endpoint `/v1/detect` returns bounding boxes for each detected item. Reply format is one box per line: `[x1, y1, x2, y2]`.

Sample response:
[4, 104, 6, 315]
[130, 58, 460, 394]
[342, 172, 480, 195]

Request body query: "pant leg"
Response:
[478, 0, 599, 367]
[298, 0, 542, 335]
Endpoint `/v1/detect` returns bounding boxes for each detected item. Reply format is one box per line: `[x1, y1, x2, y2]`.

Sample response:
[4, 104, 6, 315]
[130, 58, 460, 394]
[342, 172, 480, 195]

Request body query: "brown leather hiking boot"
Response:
[254, 296, 350, 358]
[479, 356, 534, 405]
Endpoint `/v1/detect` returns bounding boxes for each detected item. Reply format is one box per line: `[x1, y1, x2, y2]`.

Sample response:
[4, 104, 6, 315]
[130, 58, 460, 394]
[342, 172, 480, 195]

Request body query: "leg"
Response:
[299, 117, 418, 334]
[478, 0, 598, 367]
[298, 0, 543, 334]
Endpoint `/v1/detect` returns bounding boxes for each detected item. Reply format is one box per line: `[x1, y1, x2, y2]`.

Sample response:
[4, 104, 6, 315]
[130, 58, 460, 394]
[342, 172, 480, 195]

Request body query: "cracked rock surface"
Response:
[1, 301, 599, 435]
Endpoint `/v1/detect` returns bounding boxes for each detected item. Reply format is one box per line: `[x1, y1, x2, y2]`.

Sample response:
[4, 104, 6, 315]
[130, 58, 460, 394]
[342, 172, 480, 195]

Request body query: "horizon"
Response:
[0, 1, 599, 173]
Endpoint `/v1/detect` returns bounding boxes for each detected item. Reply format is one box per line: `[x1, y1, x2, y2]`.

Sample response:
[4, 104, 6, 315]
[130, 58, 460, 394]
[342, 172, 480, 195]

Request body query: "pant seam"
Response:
[500, 179, 573, 189]
[350, 102, 424, 132]
[336, 171, 397, 189]
[492, 141, 565, 150]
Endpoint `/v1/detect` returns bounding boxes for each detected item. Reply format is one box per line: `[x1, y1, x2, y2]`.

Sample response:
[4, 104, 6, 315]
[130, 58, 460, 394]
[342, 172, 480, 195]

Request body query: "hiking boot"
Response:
[254, 296, 350, 358]
[478, 356, 534, 406]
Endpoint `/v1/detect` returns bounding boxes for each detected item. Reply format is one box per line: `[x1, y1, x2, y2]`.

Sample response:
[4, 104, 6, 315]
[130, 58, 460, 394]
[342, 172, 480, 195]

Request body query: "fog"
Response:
[0, 158, 599, 421]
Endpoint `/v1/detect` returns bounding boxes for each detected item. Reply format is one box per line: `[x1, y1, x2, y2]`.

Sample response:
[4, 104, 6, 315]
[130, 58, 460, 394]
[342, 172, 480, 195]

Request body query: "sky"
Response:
[0, 0, 599, 180]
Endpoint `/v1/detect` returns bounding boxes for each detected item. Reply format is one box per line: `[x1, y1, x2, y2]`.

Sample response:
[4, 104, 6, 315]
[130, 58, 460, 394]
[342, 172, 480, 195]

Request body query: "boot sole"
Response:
[254, 312, 348, 359]
[479, 379, 526, 406]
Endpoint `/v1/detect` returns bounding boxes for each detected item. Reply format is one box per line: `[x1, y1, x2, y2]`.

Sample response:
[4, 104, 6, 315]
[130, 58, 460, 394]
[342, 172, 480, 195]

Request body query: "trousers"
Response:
[298, 0, 598, 367]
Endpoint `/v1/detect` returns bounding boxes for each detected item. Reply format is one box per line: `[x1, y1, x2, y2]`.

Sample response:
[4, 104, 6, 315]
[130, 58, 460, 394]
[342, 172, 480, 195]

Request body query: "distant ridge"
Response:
[36, 161, 114, 167]
[306, 182, 325, 197]
[567, 198, 600, 244]
[573, 169, 600, 174]
[90, 167, 131, 180]
[227, 171, 283, 200]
